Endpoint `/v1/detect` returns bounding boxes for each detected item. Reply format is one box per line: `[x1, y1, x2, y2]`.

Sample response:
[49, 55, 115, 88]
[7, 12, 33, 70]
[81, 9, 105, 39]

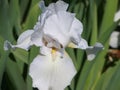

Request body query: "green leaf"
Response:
[76, 1, 100, 89]
[99, 20, 120, 44]
[22, 1, 41, 31]
[26, 75, 33, 90]
[0, 0, 14, 41]
[0, 36, 9, 87]
[90, 1, 98, 45]
[76, 49, 84, 70]
[99, 0, 118, 37]
[6, 59, 27, 90]
[73, 3, 85, 20]
[19, 0, 30, 21]
[20, 0, 40, 24]
[105, 60, 120, 90]
[29, 45, 39, 63]
[8, 0, 20, 27]
[66, 48, 78, 70]
[11, 48, 29, 64]
[8, 0, 21, 36]
[94, 60, 120, 90]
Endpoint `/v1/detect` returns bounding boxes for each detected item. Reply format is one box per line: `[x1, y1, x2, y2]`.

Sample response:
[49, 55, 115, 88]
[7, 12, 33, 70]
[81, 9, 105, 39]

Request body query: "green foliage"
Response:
[0, 0, 120, 90]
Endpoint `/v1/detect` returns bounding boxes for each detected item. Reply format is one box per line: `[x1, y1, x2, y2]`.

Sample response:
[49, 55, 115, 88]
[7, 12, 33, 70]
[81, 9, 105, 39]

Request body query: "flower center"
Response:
[51, 47, 57, 61]
[51, 48, 56, 54]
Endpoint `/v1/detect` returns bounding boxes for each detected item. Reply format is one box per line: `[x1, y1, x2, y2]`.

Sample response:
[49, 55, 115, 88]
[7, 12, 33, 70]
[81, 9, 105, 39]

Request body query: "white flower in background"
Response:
[109, 10, 120, 48]
[109, 31, 120, 48]
[4, 0, 103, 90]
[114, 10, 120, 25]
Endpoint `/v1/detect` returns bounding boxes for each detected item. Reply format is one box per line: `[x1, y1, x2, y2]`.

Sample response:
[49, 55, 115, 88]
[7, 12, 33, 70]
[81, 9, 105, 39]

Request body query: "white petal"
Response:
[33, 10, 51, 31]
[43, 11, 74, 47]
[68, 18, 104, 60]
[16, 30, 34, 50]
[70, 37, 88, 49]
[39, 0, 46, 12]
[114, 10, 120, 25]
[109, 31, 119, 48]
[17, 30, 33, 44]
[47, 0, 68, 13]
[36, 10, 53, 31]
[37, 0, 69, 30]
[4, 40, 13, 50]
[78, 38, 88, 49]
[86, 43, 104, 61]
[33, 21, 41, 31]
[4, 30, 34, 51]
[40, 46, 51, 55]
[29, 52, 76, 90]
[31, 30, 43, 47]
[69, 35, 103, 60]
[70, 18, 83, 37]
[55, 0, 68, 11]
[69, 18, 88, 49]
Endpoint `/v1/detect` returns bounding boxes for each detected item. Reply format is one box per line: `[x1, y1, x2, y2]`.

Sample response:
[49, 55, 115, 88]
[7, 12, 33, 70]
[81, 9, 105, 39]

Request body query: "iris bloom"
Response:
[4, 0, 103, 90]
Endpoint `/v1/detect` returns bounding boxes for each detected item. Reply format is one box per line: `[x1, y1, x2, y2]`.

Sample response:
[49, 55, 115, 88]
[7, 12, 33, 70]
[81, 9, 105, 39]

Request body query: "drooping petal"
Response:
[29, 52, 76, 90]
[67, 17, 104, 60]
[69, 36, 103, 60]
[70, 37, 88, 49]
[85, 43, 104, 60]
[4, 40, 13, 50]
[69, 39, 103, 60]
[4, 30, 34, 51]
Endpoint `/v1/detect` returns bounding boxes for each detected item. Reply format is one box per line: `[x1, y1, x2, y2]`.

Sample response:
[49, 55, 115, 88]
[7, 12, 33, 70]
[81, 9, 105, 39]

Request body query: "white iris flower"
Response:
[4, 0, 103, 90]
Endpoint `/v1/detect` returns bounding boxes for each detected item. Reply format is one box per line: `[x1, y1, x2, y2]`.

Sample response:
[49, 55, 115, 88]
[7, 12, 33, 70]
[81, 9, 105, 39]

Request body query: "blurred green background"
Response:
[0, 0, 120, 90]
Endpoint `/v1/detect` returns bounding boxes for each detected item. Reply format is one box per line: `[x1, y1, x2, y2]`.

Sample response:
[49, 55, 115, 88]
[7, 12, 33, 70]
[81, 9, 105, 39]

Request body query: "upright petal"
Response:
[70, 18, 83, 37]
[29, 52, 76, 90]
[36, 0, 69, 30]
[55, 0, 68, 11]
[4, 30, 34, 51]
[39, 0, 46, 12]
[43, 11, 74, 47]
[31, 30, 43, 47]
[47, 0, 68, 13]
[69, 17, 88, 49]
